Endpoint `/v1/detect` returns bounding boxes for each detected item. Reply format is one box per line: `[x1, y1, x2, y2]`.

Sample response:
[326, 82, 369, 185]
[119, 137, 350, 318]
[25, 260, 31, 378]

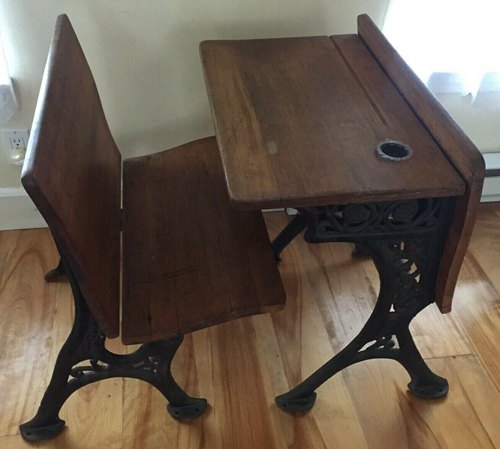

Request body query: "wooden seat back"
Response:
[21, 15, 121, 337]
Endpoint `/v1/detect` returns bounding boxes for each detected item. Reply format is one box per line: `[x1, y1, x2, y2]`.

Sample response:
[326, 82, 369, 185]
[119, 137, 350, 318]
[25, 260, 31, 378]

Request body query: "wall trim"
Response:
[0, 187, 46, 230]
[481, 153, 500, 202]
[481, 176, 500, 203]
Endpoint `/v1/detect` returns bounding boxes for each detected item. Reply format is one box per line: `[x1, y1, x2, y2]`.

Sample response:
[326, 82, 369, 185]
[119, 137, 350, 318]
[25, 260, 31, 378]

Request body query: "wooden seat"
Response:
[122, 137, 285, 344]
[18, 14, 285, 442]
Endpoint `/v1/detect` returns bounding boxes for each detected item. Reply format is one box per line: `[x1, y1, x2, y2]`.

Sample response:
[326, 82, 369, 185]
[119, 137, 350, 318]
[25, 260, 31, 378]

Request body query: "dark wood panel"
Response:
[122, 137, 286, 344]
[356, 14, 485, 312]
[331, 34, 464, 194]
[200, 37, 465, 209]
[21, 14, 121, 337]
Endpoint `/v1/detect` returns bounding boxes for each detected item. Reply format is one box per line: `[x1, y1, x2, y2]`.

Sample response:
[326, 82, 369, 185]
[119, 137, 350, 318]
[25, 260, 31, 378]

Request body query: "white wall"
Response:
[0, 0, 389, 184]
[0, 0, 389, 229]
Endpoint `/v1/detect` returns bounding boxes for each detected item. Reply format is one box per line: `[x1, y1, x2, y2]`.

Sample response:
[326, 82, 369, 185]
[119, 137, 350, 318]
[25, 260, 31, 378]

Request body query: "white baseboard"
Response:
[481, 153, 500, 202]
[481, 176, 500, 202]
[0, 188, 46, 230]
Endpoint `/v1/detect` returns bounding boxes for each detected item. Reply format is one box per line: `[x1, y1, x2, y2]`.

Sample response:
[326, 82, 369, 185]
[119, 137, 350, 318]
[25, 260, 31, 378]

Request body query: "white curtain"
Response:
[0, 30, 17, 123]
[383, 0, 500, 97]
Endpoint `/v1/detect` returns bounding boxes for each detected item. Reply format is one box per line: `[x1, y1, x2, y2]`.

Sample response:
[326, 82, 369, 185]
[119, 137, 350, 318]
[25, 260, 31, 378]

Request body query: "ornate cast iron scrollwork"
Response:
[274, 197, 455, 413]
[298, 197, 454, 310]
[20, 261, 206, 442]
[302, 198, 447, 241]
[271, 198, 454, 262]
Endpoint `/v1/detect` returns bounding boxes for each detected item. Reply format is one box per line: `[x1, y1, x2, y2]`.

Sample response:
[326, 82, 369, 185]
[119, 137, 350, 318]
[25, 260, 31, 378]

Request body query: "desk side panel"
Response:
[357, 14, 485, 311]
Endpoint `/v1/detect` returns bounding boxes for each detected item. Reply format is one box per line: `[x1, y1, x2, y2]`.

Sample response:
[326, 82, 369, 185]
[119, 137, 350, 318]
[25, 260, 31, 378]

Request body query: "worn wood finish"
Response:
[356, 14, 485, 313]
[122, 137, 286, 344]
[200, 37, 465, 210]
[2, 205, 500, 448]
[21, 14, 121, 337]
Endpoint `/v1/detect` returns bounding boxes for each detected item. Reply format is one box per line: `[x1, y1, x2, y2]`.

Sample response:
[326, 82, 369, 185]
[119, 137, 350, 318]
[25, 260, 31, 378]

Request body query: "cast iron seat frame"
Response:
[19, 15, 285, 442]
[20, 257, 207, 441]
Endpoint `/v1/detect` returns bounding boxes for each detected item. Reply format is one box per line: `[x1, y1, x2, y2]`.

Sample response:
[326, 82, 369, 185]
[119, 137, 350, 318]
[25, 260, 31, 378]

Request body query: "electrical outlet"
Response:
[2, 128, 29, 150]
[1, 128, 29, 166]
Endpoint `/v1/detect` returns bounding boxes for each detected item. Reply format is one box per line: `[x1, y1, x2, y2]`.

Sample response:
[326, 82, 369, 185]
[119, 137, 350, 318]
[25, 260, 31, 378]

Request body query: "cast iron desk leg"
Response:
[271, 214, 307, 261]
[273, 198, 454, 412]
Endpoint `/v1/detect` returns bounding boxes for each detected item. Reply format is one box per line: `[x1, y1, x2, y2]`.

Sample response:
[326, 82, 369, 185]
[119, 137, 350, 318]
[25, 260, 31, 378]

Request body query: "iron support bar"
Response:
[272, 213, 308, 261]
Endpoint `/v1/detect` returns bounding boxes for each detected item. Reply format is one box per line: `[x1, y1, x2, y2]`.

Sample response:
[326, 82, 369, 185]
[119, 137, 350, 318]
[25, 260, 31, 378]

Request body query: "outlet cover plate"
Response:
[1, 128, 29, 165]
[2, 128, 29, 150]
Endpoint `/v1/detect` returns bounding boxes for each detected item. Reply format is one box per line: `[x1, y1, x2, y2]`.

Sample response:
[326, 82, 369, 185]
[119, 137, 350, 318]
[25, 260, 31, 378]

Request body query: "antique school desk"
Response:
[200, 14, 484, 412]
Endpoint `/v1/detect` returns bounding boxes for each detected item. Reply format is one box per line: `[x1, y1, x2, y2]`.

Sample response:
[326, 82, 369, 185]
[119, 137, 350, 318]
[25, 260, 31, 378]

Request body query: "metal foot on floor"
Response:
[167, 397, 208, 419]
[408, 377, 449, 399]
[20, 418, 66, 442]
[275, 392, 316, 413]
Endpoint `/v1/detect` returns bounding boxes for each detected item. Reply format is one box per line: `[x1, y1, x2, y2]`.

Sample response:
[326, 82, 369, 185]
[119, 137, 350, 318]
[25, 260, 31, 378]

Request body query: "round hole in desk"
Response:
[376, 140, 413, 161]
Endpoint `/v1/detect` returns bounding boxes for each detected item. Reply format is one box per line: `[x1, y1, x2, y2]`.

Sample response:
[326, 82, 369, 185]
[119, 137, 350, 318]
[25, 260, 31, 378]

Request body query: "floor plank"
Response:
[0, 230, 58, 437]
[451, 252, 500, 391]
[342, 356, 499, 449]
[467, 203, 500, 292]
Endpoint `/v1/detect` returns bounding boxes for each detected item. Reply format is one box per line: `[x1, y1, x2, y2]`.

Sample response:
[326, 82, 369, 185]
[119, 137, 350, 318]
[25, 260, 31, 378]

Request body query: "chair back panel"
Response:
[22, 15, 121, 337]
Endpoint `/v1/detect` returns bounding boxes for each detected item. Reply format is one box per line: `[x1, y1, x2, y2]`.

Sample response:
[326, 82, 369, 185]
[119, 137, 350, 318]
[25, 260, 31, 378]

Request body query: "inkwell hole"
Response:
[376, 140, 413, 161]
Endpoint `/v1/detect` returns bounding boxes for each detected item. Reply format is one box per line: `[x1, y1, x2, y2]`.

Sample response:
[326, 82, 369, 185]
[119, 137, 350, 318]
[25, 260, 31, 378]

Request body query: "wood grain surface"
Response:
[122, 137, 286, 344]
[21, 14, 121, 337]
[200, 36, 465, 209]
[2, 204, 500, 448]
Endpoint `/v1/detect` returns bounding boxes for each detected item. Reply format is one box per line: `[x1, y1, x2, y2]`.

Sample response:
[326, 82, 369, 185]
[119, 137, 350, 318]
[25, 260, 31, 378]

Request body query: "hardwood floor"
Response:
[1, 204, 499, 448]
